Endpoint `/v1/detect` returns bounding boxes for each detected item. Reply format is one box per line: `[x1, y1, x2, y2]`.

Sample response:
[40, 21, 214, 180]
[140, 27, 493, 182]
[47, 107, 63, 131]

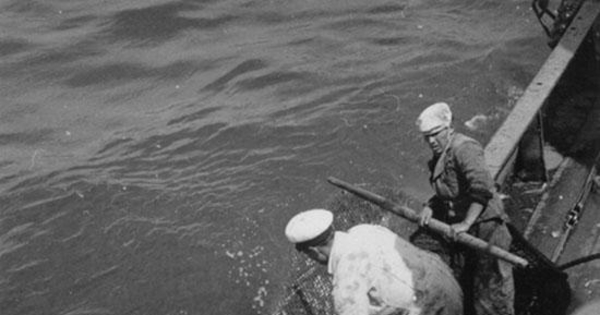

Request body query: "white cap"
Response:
[285, 209, 334, 244]
[416, 102, 452, 135]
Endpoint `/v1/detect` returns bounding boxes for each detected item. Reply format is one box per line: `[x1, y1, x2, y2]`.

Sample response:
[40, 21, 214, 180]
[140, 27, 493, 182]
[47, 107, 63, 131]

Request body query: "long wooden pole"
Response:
[327, 176, 529, 268]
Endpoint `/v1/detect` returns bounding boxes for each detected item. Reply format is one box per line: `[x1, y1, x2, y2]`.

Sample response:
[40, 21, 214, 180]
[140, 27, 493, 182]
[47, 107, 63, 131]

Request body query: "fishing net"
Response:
[508, 223, 571, 315]
[271, 186, 572, 315]
[272, 265, 334, 315]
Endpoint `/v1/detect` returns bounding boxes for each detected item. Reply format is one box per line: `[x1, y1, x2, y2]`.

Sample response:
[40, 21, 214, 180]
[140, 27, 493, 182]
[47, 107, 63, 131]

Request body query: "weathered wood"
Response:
[525, 159, 596, 259]
[485, 0, 600, 183]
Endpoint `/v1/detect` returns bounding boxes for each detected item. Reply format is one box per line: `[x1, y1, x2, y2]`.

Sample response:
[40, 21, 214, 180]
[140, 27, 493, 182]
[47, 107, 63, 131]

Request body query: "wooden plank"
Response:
[558, 192, 600, 266]
[485, 1, 600, 182]
[524, 158, 594, 259]
[557, 192, 600, 310]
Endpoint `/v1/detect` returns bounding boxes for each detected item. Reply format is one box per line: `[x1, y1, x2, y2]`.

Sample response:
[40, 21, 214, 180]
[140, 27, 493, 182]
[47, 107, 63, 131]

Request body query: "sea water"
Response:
[0, 0, 550, 314]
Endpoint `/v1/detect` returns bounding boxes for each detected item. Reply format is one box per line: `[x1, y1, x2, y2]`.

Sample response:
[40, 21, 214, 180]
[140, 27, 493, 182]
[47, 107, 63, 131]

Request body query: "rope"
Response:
[559, 253, 600, 270]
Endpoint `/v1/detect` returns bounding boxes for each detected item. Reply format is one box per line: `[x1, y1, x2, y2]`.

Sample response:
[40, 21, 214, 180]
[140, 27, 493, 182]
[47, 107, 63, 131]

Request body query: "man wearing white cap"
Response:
[285, 208, 463, 315]
[412, 102, 514, 315]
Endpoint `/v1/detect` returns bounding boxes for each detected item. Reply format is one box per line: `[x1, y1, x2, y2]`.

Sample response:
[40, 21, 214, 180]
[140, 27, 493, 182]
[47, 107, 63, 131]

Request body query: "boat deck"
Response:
[521, 79, 600, 312]
[482, 2, 600, 312]
[559, 189, 600, 309]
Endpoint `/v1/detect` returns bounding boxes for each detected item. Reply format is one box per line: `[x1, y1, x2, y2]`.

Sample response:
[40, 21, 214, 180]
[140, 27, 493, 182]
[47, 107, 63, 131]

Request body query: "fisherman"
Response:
[410, 102, 515, 315]
[285, 208, 463, 315]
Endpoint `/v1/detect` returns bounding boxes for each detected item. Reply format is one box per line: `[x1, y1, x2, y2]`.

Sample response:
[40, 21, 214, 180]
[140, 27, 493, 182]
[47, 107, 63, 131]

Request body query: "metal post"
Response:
[515, 111, 548, 182]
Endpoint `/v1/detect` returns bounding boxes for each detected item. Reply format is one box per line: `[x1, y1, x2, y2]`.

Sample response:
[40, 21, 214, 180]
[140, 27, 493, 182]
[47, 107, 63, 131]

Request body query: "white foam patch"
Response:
[464, 114, 489, 131]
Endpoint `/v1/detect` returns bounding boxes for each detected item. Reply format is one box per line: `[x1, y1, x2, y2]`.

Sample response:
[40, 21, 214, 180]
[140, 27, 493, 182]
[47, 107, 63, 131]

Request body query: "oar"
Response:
[327, 176, 530, 268]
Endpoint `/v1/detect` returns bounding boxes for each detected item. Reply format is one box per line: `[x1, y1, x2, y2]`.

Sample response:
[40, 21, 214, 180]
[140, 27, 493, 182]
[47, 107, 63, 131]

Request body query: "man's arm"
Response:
[450, 201, 484, 237]
[451, 141, 493, 236]
[455, 141, 495, 205]
[333, 252, 372, 315]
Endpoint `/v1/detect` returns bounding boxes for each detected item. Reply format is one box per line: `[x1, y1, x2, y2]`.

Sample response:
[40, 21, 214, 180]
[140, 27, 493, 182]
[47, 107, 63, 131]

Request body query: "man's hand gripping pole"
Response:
[327, 176, 529, 268]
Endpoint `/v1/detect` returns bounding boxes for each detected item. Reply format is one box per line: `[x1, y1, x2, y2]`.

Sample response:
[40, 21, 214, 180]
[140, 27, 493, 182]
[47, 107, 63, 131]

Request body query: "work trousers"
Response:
[410, 219, 515, 315]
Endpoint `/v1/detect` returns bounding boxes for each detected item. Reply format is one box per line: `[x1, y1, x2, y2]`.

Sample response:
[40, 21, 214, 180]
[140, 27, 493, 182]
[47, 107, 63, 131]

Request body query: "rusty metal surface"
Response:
[485, 1, 600, 183]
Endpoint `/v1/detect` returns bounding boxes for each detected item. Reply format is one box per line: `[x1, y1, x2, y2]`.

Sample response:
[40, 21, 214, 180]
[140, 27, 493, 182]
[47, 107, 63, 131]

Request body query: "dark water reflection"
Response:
[0, 0, 550, 314]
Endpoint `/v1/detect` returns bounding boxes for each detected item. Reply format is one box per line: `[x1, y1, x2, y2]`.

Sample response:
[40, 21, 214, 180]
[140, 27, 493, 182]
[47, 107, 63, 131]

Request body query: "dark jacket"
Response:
[427, 132, 508, 224]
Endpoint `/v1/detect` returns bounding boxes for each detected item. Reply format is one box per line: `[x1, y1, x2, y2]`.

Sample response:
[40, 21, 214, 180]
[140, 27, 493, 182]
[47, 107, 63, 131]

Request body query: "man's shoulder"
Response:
[346, 224, 391, 240]
[452, 132, 481, 147]
[451, 133, 484, 157]
[347, 223, 391, 235]
[346, 224, 403, 245]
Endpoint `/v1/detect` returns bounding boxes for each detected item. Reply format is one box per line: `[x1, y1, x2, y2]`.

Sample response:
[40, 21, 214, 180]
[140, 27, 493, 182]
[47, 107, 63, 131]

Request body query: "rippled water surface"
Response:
[0, 0, 550, 314]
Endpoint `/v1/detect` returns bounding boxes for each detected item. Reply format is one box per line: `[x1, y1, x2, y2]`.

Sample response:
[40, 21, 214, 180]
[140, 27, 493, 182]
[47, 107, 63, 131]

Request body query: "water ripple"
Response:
[0, 1, 548, 314]
[203, 58, 269, 92]
[101, 2, 237, 46]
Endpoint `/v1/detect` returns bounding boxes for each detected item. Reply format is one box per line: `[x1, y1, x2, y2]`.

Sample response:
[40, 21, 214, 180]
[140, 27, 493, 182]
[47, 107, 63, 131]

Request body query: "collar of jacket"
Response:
[431, 131, 456, 181]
